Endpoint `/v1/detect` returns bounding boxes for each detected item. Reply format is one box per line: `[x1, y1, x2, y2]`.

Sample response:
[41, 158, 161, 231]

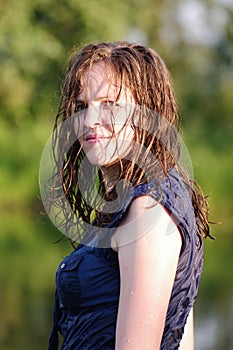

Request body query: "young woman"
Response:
[46, 41, 212, 349]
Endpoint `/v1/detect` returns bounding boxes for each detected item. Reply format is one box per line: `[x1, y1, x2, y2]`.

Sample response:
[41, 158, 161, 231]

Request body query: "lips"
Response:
[84, 133, 108, 143]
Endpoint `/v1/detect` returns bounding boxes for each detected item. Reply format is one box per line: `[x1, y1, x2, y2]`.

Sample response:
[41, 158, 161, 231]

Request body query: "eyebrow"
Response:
[76, 96, 118, 104]
[76, 99, 87, 104]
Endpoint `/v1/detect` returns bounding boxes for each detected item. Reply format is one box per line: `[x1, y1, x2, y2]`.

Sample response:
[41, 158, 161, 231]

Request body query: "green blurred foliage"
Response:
[0, 0, 232, 349]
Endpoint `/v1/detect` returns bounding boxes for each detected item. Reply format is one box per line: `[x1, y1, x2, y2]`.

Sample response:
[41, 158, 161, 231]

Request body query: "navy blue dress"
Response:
[48, 169, 203, 349]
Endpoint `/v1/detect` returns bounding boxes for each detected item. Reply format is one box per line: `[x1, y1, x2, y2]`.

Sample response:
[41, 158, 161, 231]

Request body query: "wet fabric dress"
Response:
[48, 169, 204, 350]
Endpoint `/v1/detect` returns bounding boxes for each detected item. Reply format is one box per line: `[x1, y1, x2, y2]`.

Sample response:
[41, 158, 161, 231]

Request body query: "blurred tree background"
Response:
[0, 0, 232, 349]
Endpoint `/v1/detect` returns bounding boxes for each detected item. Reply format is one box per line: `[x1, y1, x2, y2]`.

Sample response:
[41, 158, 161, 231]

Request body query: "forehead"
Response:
[78, 62, 130, 102]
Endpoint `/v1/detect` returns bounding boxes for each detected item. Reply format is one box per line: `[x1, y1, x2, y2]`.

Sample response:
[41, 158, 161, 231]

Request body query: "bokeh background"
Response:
[0, 0, 232, 349]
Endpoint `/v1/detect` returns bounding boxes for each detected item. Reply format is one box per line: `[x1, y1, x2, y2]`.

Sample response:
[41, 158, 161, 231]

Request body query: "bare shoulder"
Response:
[111, 194, 182, 252]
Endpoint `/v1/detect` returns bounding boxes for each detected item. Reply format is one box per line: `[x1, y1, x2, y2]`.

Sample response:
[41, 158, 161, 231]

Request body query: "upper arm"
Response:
[113, 196, 182, 349]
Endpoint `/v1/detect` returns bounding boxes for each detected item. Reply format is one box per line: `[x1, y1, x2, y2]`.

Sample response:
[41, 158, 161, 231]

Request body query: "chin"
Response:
[84, 149, 118, 167]
[85, 155, 108, 166]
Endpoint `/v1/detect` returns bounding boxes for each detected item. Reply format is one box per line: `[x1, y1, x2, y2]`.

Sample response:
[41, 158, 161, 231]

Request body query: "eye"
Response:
[101, 100, 114, 108]
[75, 101, 87, 113]
[101, 100, 122, 110]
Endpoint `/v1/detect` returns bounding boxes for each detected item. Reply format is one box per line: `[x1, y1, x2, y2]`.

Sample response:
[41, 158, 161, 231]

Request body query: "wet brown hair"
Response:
[51, 41, 212, 244]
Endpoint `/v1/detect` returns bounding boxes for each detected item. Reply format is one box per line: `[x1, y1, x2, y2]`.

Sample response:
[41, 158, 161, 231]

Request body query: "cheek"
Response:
[73, 117, 84, 141]
[118, 124, 135, 141]
[112, 105, 135, 134]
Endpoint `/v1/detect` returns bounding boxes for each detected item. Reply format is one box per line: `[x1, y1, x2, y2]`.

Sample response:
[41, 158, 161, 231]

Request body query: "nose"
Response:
[84, 105, 101, 128]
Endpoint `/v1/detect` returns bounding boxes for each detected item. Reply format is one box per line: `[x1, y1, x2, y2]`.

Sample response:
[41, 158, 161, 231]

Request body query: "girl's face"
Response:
[74, 62, 135, 166]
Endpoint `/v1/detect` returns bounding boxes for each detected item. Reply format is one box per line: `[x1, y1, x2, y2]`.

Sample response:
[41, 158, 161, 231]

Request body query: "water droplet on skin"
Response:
[130, 291, 134, 296]
[127, 338, 131, 343]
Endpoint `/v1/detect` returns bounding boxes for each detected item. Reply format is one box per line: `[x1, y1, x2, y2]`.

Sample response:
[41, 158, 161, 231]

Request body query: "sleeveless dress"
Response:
[48, 168, 203, 350]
